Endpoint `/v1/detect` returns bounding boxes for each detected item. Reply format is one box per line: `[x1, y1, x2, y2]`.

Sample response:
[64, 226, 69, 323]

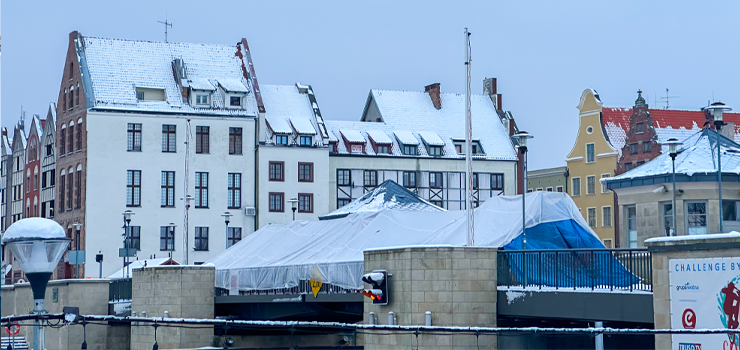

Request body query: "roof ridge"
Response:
[83, 35, 235, 48]
[371, 88, 490, 98]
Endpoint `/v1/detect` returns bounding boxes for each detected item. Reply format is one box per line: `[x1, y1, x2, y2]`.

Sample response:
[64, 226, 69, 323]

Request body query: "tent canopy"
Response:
[208, 192, 607, 291]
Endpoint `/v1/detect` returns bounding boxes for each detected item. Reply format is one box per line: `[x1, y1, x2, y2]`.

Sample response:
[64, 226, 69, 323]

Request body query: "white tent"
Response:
[208, 192, 601, 292]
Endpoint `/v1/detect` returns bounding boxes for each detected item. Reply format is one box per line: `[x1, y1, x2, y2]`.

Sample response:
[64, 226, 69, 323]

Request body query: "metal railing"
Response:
[109, 278, 132, 301]
[497, 249, 652, 292]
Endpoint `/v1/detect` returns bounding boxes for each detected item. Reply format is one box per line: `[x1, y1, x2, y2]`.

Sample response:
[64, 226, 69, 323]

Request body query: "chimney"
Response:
[425, 83, 442, 109]
[483, 78, 502, 110]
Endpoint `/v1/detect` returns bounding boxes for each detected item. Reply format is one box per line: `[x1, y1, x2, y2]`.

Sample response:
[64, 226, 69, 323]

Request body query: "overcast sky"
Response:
[2, 1, 738, 169]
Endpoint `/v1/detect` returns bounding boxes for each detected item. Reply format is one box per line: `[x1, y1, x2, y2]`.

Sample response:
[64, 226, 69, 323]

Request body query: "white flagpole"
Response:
[465, 28, 474, 246]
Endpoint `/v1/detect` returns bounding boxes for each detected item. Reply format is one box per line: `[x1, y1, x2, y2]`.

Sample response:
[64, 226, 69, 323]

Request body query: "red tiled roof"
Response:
[602, 107, 632, 131]
[602, 107, 740, 133]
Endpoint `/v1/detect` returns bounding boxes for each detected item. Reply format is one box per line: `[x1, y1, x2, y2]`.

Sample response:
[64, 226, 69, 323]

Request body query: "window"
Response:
[298, 163, 313, 182]
[572, 177, 581, 196]
[68, 124, 74, 153]
[46, 144, 53, 156]
[491, 174, 504, 190]
[269, 192, 284, 212]
[136, 91, 145, 101]
[586, 175, 595, 195]
[686, 201, 707, 235]
[275, 135, 289, 145]
[298, 193, 313, 213]
[269, 162, 284, 182]
[546, 187, 553, 192]
[229, 128, 242, 154]
[472, 173, 479, 189]
[34, 170, 38, 191]
[161, 171, 175, 207]
[337, 169, 351, 186]
[230, 96, 241, 107]
[402, 145, 417, 155]
[126, 170, 141, 207]
[431, 200, 443, 208]
[69, 88, 74, 110]
[67, 172, 73, 210]
[60, 127, 66, 154]
[59, 174, 65, 211]
[127, 226, 141, 250]
[643, 142, 651, 153]
[337, 198, 351, 208]
[636, 122, 644, 134]
[227, 227, 241, 248]
[195, 172, 208, 208]
[536, 188, 543, 192]
[723, 201, 740, 221]
[196, 126, 209, 154]
[601, 174, 610, 193]
[636, 161, 645, 166]
[603, 239, 613, 248]
[455, 144, 462, 154]
[364, 170, 377, 187]
[625, 162, 633, 172]
[403, 171, 416, 188]
[50, 169, 56, 186]
[196, 94, 209, 105]
[556, 186, 563, 192]
[627, 206, 637, 248]
[299, 136, 312, 146]
[586, 143, 595, 163]
[228, 173, 241, 209]
[663, 202, 674, 236]
[630, 143, 638, 155]
[127, 123, 142, 152]
[329, 142, 337, 153]
[42, 171, 48, 188]
[195, 227, 209, 251]
[428, 146, 443, 156]
[160, 226, 175, 251]
[587, 208, 596, 227]
[75, 170, 81, 209]
[162, 125, 176, 152]
[430, 172, 443, 189]
[377, 145, 390, 154]
[602, 206, 612, 227]
[350, 144, 363, 153]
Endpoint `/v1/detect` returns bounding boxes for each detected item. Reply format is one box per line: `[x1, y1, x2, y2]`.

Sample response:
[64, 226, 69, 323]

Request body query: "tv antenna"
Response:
[157, 19, 173, 42]
[659, 88, 679, 110]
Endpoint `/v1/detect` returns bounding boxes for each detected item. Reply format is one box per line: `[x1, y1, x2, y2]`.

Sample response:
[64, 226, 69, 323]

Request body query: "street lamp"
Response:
[663, 138, 683, 236]
[221, 212, 232, 248]
[3, 218, 70, 350]
[512, 131, 534, 249]
[288, 198, 299, 221]
[703, 102, 733, 233]
[122, 210, 134, 278]
[72, 222, 82, 278]
[168, 223, 176, 258]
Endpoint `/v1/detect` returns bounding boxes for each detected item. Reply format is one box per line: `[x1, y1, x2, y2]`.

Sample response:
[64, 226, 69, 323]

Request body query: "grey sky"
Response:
[3, 1, 738, 169]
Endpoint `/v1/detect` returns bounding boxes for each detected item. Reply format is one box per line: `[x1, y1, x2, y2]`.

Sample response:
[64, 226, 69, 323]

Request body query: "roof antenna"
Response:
[157, 11, 173, 42]
[659, 88, 679, 110]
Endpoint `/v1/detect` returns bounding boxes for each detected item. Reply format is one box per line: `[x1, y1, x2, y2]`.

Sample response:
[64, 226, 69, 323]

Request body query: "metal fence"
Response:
[497, 249, 652, 292]
[109, 278, 132, 301]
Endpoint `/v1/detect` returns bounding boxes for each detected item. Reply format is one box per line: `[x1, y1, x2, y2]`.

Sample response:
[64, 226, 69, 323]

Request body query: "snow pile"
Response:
[2, 218, 66, 242]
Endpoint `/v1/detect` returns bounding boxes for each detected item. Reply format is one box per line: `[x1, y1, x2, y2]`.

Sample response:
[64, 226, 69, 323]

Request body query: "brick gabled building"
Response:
[24, 115, 43, 219]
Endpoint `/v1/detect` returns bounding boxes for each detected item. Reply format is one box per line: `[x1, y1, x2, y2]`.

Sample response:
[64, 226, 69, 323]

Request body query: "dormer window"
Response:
[275, 135, 289, 146]
[230, 96, 242, 107]
[299, 136, 312, 146]
[453, 140, 484, 155]
[135, 87, 166, 101]
[196, 94, 209, 105]
[377, 145, 390, 154]
[402, 145, 417, 156]
[350, 144, 364, 154]
[429, 146, 443, 156]
[136, 91, 144, 101]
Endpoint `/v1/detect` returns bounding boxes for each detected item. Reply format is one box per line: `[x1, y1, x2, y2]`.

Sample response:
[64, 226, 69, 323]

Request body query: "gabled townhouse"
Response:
[0, 129, 10, 232]
[40, 103, 57, 219]
[325, 81, 519, 211]
[24, 115, 43, 219]
[53, 31, 259, 278]
[6, 122, 27, 282]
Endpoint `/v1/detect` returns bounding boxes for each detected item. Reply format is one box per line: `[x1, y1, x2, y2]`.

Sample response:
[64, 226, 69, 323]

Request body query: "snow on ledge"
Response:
[645, 231, 740, 243]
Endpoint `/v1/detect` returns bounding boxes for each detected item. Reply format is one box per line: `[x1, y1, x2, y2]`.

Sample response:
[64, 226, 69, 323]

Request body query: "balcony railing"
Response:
[497, 249, 652, 292]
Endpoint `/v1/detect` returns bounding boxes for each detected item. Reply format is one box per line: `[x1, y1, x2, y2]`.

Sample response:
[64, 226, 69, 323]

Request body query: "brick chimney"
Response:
[484, 78, 502, 110]
[425, 83, 442, 109]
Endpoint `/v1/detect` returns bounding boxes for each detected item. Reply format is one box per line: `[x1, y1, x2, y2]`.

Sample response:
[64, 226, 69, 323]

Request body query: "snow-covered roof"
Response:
[216, 78, 250, 93]
[366, 129, 392, 144]
[265, 115, 293, 134]
[320, 180, 444, 220]
[604, 128, 740, 184]
[107, 258, 178, 280]
[260, 85, 319, 138]
[80, 36, 257, 116]
[290, 118, 317, 135]
[340, 129, 366, 143]
[418, 131, 445, 146]
[393, 130, 419, 145]
[188, 77, 216, 91]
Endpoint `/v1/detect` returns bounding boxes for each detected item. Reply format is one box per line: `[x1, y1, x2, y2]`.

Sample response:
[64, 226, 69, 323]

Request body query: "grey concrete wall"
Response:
[130, 265, 215, 350]
[1, 279, 116, 350]
[363, 246, 497, 350]
[647, 234, 740, 349]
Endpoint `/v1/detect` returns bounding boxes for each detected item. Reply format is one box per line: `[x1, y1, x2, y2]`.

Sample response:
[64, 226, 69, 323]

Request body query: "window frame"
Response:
[571, 177, 581, 196]
[636, 122, 644, 134]
[601, 173, 611, 193]
[161, 171, 175, 207]
[402, 145, 417, 156]
[160, 226, 175, 251]
[298, 163, 314, 183]
[491, 174, 504, 191]
[196, 94, 209, 106]
[299, 136, 313, 146]
[662, 201, 675, 236]
[586, 175, 595, 195]
[630, 143, 639, 155]
[337, 169, 351, 186]
[269, 161, 285, 182]
[377, 145, 390, 154]
[227, 227, 241, 248]
[587, 207, 597, 227]
[275, 135, 289, 146]
[602, 206, 612, 228]
[402, 171, 416, 188]
[127, 123, 142, 152]
[428, 146, 443, 157]
[298, 193, 313, 213]
[196, 126, 210, 154]
[194, 227, 209, 251]
[227, 173, 241, 209]
[229, 127, 243, 155]
[195, 172, 209, 208]
[230, 96, 242, 107]
[337, 198, 351, 209]
[364, 170, 377, 187]
[126, 170, 141, 207]
[162, 124, 177, 153]
[556, 186, 563, 192]
[685, 200, 708, 235]
[586, 143, 595, 163]
[429, 172, 443, 189]
[269, 192, 284, 212]
[627, 205, 638, 248]
[643, 142, 651, 153]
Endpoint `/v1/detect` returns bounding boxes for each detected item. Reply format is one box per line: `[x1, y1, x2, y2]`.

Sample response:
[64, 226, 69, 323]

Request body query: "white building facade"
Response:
[40, 104, 57, 219]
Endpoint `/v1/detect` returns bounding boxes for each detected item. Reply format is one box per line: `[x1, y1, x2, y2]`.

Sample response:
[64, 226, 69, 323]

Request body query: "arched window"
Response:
[68, 121, 75, 153]
[26, 169, 31, 193]
[75, 164, 82, 209]
[33, 197, 38, 217]
[34, 166, 39, 191]
[60, 125, 67, 154]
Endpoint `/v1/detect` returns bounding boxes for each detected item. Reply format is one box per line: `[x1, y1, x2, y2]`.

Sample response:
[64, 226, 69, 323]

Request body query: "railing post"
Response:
[609, 251, 614, 291]
[629, 250, 633, 292]
[538, 251, 542, 290]
[523, 251, 527, 288]
[555, 251, 559, 290]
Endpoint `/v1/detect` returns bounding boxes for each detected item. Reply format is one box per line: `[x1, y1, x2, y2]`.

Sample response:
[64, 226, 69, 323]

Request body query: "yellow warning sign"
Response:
[310, 280, 323, 297]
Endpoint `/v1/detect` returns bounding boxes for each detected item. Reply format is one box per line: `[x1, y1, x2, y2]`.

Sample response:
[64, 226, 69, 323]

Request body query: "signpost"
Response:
[669, 257, 740, 349]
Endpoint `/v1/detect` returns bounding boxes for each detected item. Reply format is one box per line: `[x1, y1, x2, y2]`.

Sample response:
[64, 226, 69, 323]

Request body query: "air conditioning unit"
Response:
[245, 207, 256, 216]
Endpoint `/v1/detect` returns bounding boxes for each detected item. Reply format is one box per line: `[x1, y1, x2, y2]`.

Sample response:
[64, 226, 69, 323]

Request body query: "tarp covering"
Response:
[208, 192, 633, 292]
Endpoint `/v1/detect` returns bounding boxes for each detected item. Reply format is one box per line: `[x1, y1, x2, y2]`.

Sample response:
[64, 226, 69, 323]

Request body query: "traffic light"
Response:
[362, 270, 388, 305]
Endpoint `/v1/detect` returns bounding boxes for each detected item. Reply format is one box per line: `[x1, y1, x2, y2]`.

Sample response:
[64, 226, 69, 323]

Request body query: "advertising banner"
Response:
[670, 258, 740, 350]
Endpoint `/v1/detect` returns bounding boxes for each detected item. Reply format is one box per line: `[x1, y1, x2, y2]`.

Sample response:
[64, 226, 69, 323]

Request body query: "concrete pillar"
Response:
[363, 246, 497, 350]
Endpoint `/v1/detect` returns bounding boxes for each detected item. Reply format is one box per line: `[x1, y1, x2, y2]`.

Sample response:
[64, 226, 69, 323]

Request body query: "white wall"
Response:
[86, 111, 256, 276]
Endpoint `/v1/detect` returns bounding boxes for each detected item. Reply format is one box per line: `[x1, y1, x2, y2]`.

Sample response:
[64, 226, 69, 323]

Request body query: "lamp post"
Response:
[122, 210, 134, 278]
[168, 223, 176, 258]
[664, 138, 683, 236]
[72, 222, 82, 278]
[288, 198, 299, 221]
[3, 218, 70, 350]
[703, 102, 733, 233]
[512, 131, 534, 249]
[221, 212, 232, 248]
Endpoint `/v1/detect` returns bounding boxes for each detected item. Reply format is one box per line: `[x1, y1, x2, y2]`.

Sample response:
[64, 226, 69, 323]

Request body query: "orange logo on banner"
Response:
[310, 280, 323, 297]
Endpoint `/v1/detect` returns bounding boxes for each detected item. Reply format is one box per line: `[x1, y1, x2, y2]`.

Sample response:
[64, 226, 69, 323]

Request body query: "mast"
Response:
[183, 119, 191, 264]
[464, 28, 474, 246]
